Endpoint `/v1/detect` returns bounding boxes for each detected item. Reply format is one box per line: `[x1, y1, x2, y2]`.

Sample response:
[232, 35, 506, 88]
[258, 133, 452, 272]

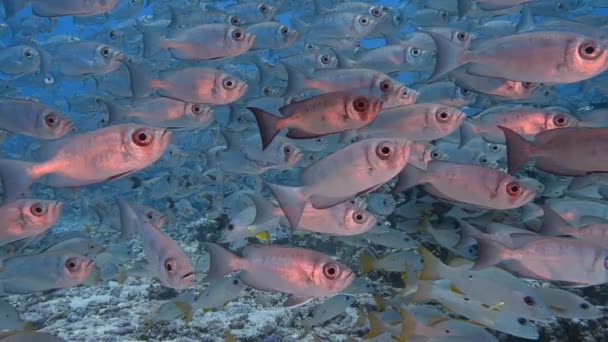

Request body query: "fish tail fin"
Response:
[539, 206, 572, 236]
[393, 164, 424, 193]
[175, 301, 194, 323]
[396, 308, 417, 342]
[359, 249, 377, 274]
[98, 97, 128, 125]
[457, 0, 472, 19]
[459, 120, 480, 148]
[247, 107, 282, 150]
[122, 57, 151, 98]
[290, 16, 310, 36]
[281, 62, 307, 100]
[452, 218, 482, 250]
[167, 5, 184, 30]
[0, 159, 37, 202]
[569, 175, 595, 191]
[472, 234, 511, 270]
[312, 0, 328, 15]
[139, 25, 164, 58]
[498, 126, 535, 175]
[363, 313, 388, 339]
[265, 182, 308, 230]
[418, 247, 444, 281]
[115, 196, 139, 240]
[411, 280, 434, 303]
[515, 4, 535, 33]
[3, 0, 28, 17]
[424, 30, 467, 82]
[203, 242, 244, 282]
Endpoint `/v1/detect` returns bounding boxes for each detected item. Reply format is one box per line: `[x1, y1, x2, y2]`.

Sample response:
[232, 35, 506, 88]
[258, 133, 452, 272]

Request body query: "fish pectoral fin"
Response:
[283, 294, 313, 307]
[107, 170, 137, 181]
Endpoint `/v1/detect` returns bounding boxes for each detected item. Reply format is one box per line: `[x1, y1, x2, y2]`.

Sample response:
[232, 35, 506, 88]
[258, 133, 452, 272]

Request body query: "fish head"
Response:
[226, 26, 256, 54]
[544, 110, 580, 130]
[123, 125, 172, 164]
[313, 258, 355, 294]
[93, 43, 123, 70]
[275, 24, 299, 47]
[474, 152, 499, 169]
[345, 93, 382, 124]
[496, 175, 538, 208]
[274, 141, 303, 167]
[20, 199, 63, 231]
[352, 14, 376, 36]
[342, 201, 377, 234]
[315, 51, 338, 69]
[37, 107, 76, 139]
[160, 254, 195, 290]
[185, 103, 214, 127]
[214, 72, 248, 104]
[405, 46, 434, 69]
[257, 3, 277, 20]
[567, 36, 608, 79]
[62, 254, 96, 284]
[427, 105, 466, 135]
[366, 139, 412, 177]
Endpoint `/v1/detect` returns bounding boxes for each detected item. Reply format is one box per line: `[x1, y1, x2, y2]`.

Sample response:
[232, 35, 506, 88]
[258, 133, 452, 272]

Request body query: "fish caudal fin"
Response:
[393, 164, 424, 193]
[498, 126, 535, 175]
[471, 234, 512, 270]
[452, 218, 483, 250]
[98, 97, 129, 125]
[456, 0, 472, 19]
[122, 57, 152, 98]
[203, 242, 244, 282]
[396, 308, 418, 342]
[281, 62, 307, 100]
[139, 25, 165, 58]
[363, 313, 389, 339]
[539, 206, 573, 236]
[458, 120, 480, 148]
[265, 182, 308, 230]
[418, 247, 444, 281]
[115, 196, 139, 240]
[247, 107, 282, 150]
[0, 159, 37, 202]
[3, 0, 28, 17]
[359, 249, 377, 274]
[424, 30, 467, 82]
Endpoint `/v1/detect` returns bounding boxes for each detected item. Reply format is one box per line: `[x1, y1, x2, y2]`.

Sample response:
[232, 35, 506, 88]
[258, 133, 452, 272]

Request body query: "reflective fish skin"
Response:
[396, 161, 536, 210]
[4, 0, 118, 17]
[0, 99, 75, 139]
[294, 13, 377, 40]
[0, 45, 40, 75]
[460, 106, 579, 146]
[450, 69, 550, 99]
[302, 294, 355, 329]
[140, 24, 255, 60]
[53, 41, 123, 76]
[536, 287, 603, 319]
[501, 126, 608, 176]
[249, 91, 382, 149]
[116, 198, 194, 290]
[0, 299, 31, 332]
[0, 124, 171, 201]
[191, 275, 247, 312]
[0, 252, 94, 295]
[267, 138, 411, 229]
[336, 44, 435, 74]
[224, 2, 277, 25]
[125, 60, 248, 105]
[472, 231, 608, 285]
[204, 242, 355, 307]
[0, 199, 63, 247]
[428, 30, 608, 83]
[350, 103, 466, 142]
[99, 97, 214, 130]
[414, 81, 480, 108]
[539, 206, 608, 247]
[248, 22, 299, 50]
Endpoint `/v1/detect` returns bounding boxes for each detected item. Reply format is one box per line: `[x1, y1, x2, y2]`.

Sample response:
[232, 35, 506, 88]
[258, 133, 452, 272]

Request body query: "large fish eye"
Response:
[379, 80, 392, 92]
[353, 97, 370, 112]
[164, 258, 176, 273]
[579, 41, 602, 60]
[263, 87, 272, 95]
[322, 262, 340, 279]
[410, 48, 421, 56]
[222, 78, 236, 89]
[305, 43, 315, 51]
[490, 144, 500, 152]
[358, 16, 370, 26]
[440, 11, 448, 18]
[65, 258, 81, 272]
[506, 181, 522, 196]
[23, 49, 33, 58]
[280, 26, 289, 36]
[233, 279, 240, 285]
[580, 303, 590, 310]
[517, 318, 528, 326]
[130, 0, 137, 5]
[320, 55, 331, 64]
[131, 128, 154, 147]
[435, 110, 451, 122]
[100, 46, 111, 57]
[230, 16, 240, 26]
[522, 81, 534, 88]
[460, 87, 471, 96]
[371, 8, 381, 17]
[283, 145, 292, 155]
[30, 203, 47, 217]
[352, 211, 368, 224]
[456, 32, 468, 41]
[259, 4, 268, 13]
[430, 150, 441, 159]
[523, 296, 536, 306]
[375, 141, 395, 160]
[192, 103, 205, 115]
[553, 114, 568, 127]
[44, 112, 59, 127]
[479, 156, 489, 165]
[231, 29, 244, 41]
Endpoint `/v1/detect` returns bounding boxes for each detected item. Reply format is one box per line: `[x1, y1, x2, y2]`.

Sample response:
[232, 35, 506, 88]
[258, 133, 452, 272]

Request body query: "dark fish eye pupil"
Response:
[328, 268, 335, 275]
[580, 303, 590, 309]
[233, 279, 239, 285]
[166, 264, 172, 271]
[138, 133, 147, 141]
[524, 296, 535, 306]
[381, 146, 390, 154]
[69, 262, 75, 268]
[228, 224, 234, 231]
[518, 318, 527, 325]
[585, 46, 595, 54]
[356, 214, 363, 220]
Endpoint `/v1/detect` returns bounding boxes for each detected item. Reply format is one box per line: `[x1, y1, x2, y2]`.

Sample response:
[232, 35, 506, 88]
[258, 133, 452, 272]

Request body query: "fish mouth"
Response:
[182, 271, 195, 280]
[85, 259, 96, 272]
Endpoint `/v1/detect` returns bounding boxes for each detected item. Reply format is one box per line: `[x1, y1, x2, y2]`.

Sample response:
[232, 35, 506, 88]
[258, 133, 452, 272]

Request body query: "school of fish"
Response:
[1, 0, 608, 341]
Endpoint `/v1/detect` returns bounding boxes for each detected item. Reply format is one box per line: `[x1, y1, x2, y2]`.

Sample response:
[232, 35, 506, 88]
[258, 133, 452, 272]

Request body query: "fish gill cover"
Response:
[0, 0, 608, 341]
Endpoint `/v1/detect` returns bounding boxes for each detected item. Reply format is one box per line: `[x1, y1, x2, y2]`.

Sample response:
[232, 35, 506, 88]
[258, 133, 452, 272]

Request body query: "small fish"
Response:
[0, 98, 75, 139]
[204, 242, 354, 307]
[0, 124, 171, 201]
[267, 138, 411, 229]
[302, 294, 355, 330]
[366, 193, 396, 216]
[248, 22, 299, 50]
[0, 299, 32, 332]
[4, 0, 118, 17]
[536, 287, 603, 319]
[359, 249, 422, 274]
[52, 41, 123, 76]
[0, 199, 63, 246]
[249, 91, 382, 149]
[0, 46, 40, 76]
[190, 276, 247, 313]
